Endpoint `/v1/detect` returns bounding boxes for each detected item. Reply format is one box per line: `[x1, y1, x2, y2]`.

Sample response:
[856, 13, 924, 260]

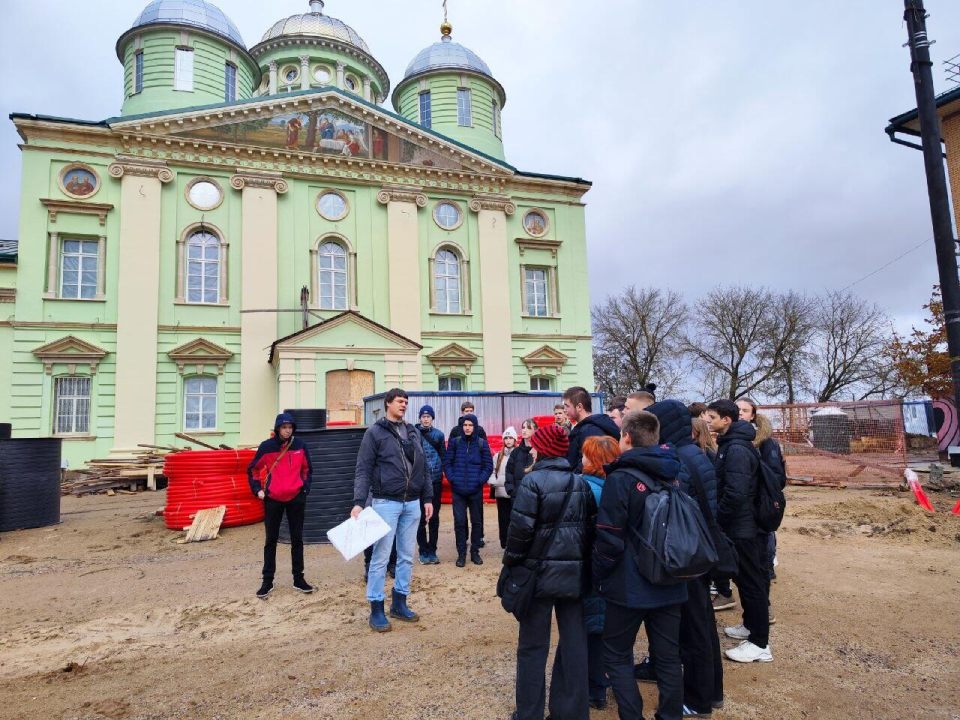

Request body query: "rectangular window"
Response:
[439, 376, 464, 392]
[224, 63, 237, 102]
[530, 377, 552, 392]
[492, 100, 499, 137]
[496, 103, 502, 138]
[175, 48, 194, 91]
[135, 52, 144, 93]
[184, 377, 217, 431]
[60, 239, 99, 300]
[54, 376, 91, 435]
[525, 268, 549, 317]
[419, 91, 432, 128]
[457, 88, 472, 126]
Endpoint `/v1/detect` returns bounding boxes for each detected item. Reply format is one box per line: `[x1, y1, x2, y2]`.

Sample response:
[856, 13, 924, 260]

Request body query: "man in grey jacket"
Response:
[352, 388, 434, 632]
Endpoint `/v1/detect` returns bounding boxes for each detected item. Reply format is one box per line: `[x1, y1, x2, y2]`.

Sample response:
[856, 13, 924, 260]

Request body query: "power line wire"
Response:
[839, 236, 934, 292]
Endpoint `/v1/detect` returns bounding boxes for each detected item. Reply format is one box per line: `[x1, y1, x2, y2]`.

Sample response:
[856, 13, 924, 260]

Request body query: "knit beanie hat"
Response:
[531, 423, 570, 459]
[419, 405, 436, 420]
[502, 426, 518, 441]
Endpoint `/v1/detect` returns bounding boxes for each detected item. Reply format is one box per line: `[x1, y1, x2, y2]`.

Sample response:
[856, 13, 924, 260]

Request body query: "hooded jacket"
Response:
[566, 413, 621, 473]
[505, 441, 535, 498]
[715, 420, 759, 539]
[592, 445, 689, 609]
[503, 456, 597, 600]
[443, 414, 494, 496]
[753, 413, 787, 487]
[448, 415, 488, 441]
[247, 413, 313, 501]
[648, 400, 719, 515]
[415, 423, 446, 486]
[353, 417, 433, 506]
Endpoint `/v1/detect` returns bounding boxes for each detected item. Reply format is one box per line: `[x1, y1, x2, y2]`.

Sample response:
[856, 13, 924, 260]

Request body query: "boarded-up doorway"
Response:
[326, 370, 374, 424]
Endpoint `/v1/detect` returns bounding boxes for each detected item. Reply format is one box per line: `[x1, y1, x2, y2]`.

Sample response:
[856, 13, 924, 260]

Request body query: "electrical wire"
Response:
[839, 236, 933, 292]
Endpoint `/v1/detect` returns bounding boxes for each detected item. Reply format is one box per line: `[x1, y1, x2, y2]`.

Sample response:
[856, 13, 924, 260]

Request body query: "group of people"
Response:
[246, 385, 785, 720]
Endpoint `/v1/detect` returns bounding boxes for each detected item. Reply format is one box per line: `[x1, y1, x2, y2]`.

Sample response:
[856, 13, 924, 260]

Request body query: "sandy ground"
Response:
[1, 487, 959, 720]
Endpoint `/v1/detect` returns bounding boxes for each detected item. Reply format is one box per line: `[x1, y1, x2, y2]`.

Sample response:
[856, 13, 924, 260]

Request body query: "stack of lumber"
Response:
[61, 445, 179, 496]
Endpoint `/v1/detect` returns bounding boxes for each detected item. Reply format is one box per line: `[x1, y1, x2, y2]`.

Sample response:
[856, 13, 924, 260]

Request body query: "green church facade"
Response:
[2, 1, 593, 466]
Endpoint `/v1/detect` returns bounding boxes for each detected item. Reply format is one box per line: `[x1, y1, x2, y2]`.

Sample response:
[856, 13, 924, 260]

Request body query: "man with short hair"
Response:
[353, 389, 434, 633]
[625, 390, 656, 413]
[443, 414, 493, 567]
[554, 403, 573, 432]
[448, 401, 488, 440]
[563, 386, 620, 473]
[606, 396, 628, 428]
[687, 402, 708, 419]
[416, 405, 446, 565]
[593, 410, 687, 720]
[705, 399, 772, 663]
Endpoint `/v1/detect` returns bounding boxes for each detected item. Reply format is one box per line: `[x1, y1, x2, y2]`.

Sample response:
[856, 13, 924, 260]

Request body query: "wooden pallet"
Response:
[177, 505, 227, 543]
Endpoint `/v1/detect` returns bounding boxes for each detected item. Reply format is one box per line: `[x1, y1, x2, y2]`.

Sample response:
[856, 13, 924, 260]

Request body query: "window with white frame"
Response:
[492, 100, 499, 136]
[457, 88, 472, 126]
[524, 268, 549, 317]
[530, 377, 552, 392]
[135, 52, 144, 94]
[224, 63, 237, 102]
[60, 239, 99, 300]
[439, 376, 464, 392]
[54, 376, 91, 435]
[174, 48, 194, 91]
[186, 231, 220, 304]
[419, 91, 432, 128]
[184, 376, 217, 431]
[318, 241, 348, 310]
[434, 249, 462, 314]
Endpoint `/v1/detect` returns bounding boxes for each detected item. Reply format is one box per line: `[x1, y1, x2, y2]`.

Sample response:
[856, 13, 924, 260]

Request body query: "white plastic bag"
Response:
[326, 507, 391, 561]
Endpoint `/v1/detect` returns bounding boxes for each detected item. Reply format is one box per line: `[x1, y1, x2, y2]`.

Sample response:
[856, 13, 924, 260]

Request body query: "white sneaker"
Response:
[725, 640, 772, 663]
[724, 624, 750, 640]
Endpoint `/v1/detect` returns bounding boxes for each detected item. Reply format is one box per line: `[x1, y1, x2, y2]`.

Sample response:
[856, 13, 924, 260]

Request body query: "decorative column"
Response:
[268, 61, 278, 95]
[231, 170, 289, 444]
[336, 61, 346, 90]
[363, 77, 372, 102]
[44, 232, 59, 297]
[299, 56, 311, 91]
[107, 157, 173, 453]
[377, 187, 426, 385]
[470, 195, 517, 391]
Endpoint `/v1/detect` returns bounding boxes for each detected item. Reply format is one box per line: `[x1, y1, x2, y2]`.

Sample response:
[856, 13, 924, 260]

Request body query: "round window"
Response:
[317, 191, 348, 221]
[434, 202, 462, 230]
[313, 66, 331, 83]
[188, 180, 222, 210]
[345, 76, 357, 91]
[523, 210, 549, 237]
[283, 66, 299, 84]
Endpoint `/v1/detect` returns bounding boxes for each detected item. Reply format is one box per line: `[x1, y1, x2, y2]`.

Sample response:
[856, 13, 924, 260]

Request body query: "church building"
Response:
[1, 0, 594, 464]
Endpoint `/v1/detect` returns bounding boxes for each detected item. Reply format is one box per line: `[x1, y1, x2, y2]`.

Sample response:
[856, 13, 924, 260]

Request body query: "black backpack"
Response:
[620, 468, 718, 586]
[732, 440, 787, 533]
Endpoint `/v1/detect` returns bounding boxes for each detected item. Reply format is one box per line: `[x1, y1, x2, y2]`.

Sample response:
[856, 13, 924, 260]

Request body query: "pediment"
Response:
[168, 338, 233, 374]
[427, 343, 479, 366]
[32, 335, 108, 374]
[521, 345, 569, 368]
[110, 90, 511, 177]
[270, 311, 422, 364]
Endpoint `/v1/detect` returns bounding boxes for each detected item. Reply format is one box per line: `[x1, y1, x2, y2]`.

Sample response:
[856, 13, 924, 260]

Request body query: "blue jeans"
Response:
[366, 499, 421, 602]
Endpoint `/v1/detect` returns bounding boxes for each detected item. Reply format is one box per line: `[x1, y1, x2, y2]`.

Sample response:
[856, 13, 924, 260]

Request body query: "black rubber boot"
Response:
[456, 553, 466, 568]
[471, 550, 483, 565]
[369, 600, 392, 632]
[389, 589, 419, 622]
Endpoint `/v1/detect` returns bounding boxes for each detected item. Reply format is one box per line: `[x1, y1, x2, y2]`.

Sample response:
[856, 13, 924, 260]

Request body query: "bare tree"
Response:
[591, 286, 689, 397]
[810, 291, 896, 402]
[685, 286, 816, 400]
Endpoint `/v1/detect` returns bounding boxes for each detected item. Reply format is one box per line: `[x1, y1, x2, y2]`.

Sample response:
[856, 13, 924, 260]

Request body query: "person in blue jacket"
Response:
[442, 413, 493, 567]
[415, 405, 446, 565]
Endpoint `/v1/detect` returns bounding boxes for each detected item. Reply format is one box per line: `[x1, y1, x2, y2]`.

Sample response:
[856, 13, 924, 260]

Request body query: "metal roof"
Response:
[130, 0, 245, 47]
[0, 239, 18, 262]
[404, 36, 493, 80]
[261, 1, 370, 54]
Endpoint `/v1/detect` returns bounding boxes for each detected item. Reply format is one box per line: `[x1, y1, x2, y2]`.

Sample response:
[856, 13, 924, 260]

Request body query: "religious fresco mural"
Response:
[174, 109, 462, 169]
[61, 167, 98, 197]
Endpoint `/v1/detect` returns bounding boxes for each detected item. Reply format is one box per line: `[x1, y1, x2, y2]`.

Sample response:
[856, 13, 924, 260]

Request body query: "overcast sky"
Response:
[3, 0, 960, 331]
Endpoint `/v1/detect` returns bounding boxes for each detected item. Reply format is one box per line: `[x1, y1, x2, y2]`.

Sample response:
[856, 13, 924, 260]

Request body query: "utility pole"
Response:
[903, 0, 960, 412]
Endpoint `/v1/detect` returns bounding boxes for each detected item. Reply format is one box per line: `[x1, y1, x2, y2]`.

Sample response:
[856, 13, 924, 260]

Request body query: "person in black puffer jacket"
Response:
[647, 400, 724, 714]
[504, 424, 596, 720]
[706, 400, 771, 664]
[563, 386, 620, 473]
[505, 419, 539, 498]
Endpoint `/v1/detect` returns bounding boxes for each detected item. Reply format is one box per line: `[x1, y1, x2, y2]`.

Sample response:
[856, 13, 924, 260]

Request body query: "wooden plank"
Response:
[146, 466, 157, 491]
[177, 506, 226, 544]
[175, 432, 219, 450]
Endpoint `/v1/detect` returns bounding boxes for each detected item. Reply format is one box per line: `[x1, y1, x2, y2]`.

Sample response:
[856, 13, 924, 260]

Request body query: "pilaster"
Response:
[336, 61, 346, 90]
[299, 56, 311, 91]
[268, 61, 278, 95]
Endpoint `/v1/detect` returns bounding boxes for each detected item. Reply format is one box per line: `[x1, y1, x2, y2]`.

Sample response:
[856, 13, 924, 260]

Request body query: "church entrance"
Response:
[326, 369, 374, 424]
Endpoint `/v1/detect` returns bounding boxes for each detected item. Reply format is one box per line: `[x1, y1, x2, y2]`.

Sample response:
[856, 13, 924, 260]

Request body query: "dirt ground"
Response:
[1, 486, 959, 720]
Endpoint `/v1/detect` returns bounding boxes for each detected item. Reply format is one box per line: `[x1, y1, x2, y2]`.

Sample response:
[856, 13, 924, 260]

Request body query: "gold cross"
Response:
[443, 0, 449, 23]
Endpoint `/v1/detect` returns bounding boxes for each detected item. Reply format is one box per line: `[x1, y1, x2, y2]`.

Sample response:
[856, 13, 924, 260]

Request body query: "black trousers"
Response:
[587, 632, 609, 704]
[680, 576, 723, 712]
[496, 497, 512, 549]
[603, 601, 682, 720]
[262, 497, 305, 581]
[733, 536, 770, 648]
[452, 491, 483, 554]
[516, 597, 589, 720]
[757, 531, 773, 599]
[417, 482, 444, 553]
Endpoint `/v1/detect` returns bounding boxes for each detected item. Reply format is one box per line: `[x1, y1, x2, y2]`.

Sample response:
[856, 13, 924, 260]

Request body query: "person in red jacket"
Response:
[248, 413, 314, 599]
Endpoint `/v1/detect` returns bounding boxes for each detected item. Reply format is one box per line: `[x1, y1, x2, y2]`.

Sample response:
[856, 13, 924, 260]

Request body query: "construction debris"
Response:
[177, 505, 226, 543]
[61, 447, 183, 496]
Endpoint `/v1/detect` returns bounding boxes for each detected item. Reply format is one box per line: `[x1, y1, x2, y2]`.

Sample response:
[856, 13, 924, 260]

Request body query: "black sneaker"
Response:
[589, 699, 608, 710]
[256, 580, 273, 599]
[456, 554, 466, 568]
[471, 550, 483, 566]
[633, 656, 656, 683]
[293, 577, 316, 594]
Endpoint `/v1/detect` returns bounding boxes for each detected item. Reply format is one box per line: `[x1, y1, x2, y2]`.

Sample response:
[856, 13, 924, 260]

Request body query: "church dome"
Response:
[130, 0, 245, 48]
[261, 0, 370, 54]
[404, 33, 493, 81]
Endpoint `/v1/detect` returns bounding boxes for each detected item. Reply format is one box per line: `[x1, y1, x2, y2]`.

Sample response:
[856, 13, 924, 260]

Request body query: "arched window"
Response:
[318, 241, 348, 310]
[186, 232, 220, 304]
[434, 249, 462, 314]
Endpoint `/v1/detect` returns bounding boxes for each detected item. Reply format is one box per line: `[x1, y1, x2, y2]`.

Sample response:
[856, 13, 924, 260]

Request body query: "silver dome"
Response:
[261, 2, 371, 54]
[131, 0, 245, 47]
[404, 36, 493, 80]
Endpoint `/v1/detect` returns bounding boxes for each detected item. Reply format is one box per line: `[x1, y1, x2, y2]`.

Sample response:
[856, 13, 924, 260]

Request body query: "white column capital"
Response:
[377, 186, 427, 207]
[230, 170, 289, 194]
[108, 156, 173, 184]
[469, 194, 516, 215]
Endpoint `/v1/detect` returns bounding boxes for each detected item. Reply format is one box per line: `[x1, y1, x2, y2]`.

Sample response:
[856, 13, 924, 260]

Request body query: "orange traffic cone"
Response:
[951, 498, 960, 516]
[904, 470, 935, 513]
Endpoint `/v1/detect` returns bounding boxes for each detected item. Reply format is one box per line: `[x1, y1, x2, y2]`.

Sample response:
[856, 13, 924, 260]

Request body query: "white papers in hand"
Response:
[326, 507, 391, 561]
